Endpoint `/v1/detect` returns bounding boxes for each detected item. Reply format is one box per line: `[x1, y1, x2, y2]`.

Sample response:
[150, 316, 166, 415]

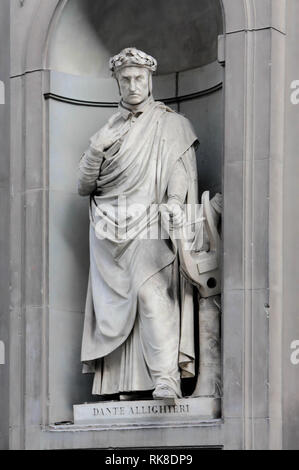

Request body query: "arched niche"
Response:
[20, 0, 249, 75]
[44, 0, 225, 424]
[47, 0, 223, 76]
[10, 0, 281, 450]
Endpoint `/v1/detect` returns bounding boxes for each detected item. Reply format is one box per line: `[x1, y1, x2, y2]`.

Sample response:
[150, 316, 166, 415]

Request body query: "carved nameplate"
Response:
[73, 397, 220, 425]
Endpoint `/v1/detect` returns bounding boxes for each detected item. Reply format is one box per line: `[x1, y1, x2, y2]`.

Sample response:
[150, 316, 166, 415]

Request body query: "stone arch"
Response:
[22, 0, 251, 74]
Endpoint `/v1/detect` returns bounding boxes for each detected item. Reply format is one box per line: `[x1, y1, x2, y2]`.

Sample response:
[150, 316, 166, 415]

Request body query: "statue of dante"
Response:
[78, 48, 221, 401]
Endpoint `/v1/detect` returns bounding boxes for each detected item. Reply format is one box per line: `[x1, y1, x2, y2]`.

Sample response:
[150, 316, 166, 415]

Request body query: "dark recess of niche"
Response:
[77, 0, 223, 74]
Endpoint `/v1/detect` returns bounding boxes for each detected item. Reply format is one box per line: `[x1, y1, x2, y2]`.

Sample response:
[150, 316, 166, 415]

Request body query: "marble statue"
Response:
[78, 48, 222, 401]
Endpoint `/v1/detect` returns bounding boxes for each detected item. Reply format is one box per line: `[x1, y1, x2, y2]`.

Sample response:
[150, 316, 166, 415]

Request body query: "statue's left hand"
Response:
[160, 199, 185, 230]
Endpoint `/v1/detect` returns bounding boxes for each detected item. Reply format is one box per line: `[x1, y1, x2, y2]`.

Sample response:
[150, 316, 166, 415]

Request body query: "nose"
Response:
[129, 79, 137, 92]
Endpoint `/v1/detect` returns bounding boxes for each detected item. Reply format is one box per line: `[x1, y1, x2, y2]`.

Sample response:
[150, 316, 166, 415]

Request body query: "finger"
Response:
[111, 130, 122, 140]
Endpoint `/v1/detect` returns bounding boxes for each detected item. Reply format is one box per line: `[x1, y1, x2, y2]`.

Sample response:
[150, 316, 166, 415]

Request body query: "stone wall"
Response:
[0, 0, 298, 450]
[0, 0, 10, 451]
[282, 0, 299, 449]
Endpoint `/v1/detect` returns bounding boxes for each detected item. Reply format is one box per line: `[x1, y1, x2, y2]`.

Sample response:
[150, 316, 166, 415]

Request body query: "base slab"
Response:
[73, 397, 221, 426]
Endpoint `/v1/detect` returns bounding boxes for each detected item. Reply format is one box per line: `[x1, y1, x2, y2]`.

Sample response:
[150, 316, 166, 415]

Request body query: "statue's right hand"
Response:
[90, 124, 125, 154]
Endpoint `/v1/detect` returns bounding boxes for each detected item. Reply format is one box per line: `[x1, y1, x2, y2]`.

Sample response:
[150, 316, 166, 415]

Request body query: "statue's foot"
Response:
[152, 384, 178, 400]
[119, 393, 143, 401]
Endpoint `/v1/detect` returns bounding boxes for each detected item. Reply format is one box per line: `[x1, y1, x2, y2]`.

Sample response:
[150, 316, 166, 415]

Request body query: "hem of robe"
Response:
[91, 319, 155, 395]
[89, 262, 183, 397]
[81, 251, 177, 365]
[82, 254, 195, 382]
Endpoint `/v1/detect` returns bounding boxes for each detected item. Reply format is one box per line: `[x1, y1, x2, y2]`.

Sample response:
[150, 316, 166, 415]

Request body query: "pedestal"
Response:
[73, 397, 221, 426]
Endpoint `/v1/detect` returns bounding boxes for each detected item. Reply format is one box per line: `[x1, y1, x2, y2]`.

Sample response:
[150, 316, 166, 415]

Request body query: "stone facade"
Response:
[0, 0, 298, 450]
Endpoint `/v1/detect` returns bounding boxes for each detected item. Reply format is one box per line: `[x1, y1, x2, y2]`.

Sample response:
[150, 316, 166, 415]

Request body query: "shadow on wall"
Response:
[48, 0, 223, 77]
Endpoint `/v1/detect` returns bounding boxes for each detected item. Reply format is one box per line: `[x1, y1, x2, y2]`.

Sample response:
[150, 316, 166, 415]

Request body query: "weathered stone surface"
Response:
[0, 0, 10, 451]
[49, 308, 95, 424]
[223, 161, 244, 290]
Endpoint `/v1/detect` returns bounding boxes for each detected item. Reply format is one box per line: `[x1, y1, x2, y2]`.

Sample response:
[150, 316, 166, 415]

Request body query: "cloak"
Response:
[81, 100, 199, 378]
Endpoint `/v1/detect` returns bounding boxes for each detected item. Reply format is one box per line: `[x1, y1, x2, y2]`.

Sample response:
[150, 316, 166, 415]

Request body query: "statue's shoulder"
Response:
[156, 102, 196, 138]
[157, 103, 193, 129]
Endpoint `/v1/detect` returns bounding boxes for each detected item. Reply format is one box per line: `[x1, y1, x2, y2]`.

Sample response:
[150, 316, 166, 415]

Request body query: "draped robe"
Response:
[81, 100, 199, 388]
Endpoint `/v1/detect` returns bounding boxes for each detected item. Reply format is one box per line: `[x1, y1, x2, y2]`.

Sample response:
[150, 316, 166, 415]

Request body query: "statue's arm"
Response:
[78, 114, 129, 196]
[161, 156, 189, 230]
[167, 157, 188, 205]
[210, 193, 222, 220]
[77, 147, 104, 197]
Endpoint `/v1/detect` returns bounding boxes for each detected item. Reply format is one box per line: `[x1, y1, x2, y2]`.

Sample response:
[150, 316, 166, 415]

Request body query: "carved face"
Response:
[117, 66, 150, 105]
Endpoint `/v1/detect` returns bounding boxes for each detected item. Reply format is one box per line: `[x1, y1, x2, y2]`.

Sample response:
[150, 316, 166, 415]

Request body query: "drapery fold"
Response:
[81, 100, 199, 382]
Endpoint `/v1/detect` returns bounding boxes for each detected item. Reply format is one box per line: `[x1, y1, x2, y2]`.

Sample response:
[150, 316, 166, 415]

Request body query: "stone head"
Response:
[109, 48, 157, 106]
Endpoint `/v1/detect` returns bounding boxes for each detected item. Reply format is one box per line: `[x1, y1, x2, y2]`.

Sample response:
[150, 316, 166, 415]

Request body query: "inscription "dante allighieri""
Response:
[93, 404, 190, 417]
